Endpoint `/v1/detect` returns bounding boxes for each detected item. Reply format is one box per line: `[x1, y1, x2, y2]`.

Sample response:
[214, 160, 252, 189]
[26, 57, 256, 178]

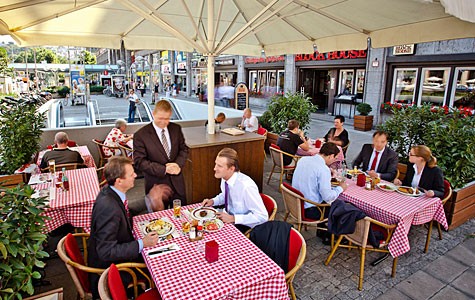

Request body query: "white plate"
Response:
[396, 186, 423, 197]
[376, 182, 397, 192]
[191, 207, 217, 221]
[143, 219, 175, 237]
[203, 219, 224, 233]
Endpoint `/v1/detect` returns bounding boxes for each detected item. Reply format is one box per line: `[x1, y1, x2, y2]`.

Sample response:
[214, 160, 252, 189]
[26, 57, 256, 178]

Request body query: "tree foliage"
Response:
[0, 47, 14, 77]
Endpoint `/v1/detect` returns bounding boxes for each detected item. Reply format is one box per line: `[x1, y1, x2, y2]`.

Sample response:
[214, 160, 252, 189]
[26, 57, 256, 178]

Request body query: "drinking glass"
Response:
[173, 199, 181, 219]
[48, 160, 55, 181]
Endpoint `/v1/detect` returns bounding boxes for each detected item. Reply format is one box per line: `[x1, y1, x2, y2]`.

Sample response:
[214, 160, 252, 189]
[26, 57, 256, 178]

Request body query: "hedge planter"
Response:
[354, 115, 373, 131]
[445, 181, 475, 230]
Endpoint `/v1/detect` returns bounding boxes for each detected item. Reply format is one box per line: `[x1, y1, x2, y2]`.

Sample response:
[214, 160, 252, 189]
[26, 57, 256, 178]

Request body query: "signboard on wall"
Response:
[393, 44, 415, 55]
[234, 82, 249, 110]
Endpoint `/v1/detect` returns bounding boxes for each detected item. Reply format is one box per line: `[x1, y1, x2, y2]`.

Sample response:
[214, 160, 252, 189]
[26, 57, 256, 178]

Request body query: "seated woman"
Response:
[394, 145, 444, 198]
[103, 119, 133, 157]
[324, 115, 349, 148]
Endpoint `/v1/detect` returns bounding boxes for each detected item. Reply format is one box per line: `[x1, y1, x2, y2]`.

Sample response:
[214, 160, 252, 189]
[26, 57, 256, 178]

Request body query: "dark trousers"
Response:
[235, 224, 251, 234]
[128, 104, 136, 123]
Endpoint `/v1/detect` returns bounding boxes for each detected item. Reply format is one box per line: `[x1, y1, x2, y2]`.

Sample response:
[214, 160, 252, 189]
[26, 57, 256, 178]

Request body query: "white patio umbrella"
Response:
[1, 0, 475, 133]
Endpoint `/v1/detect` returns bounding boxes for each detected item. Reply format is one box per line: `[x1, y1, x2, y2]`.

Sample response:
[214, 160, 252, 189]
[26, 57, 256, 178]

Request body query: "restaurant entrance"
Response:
[300, 69, 330, 111]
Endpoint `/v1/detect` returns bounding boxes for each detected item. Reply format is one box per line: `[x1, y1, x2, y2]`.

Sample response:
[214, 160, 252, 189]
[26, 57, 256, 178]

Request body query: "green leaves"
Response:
[378, 105, 475, 189]
[263, 92, 317, 134]
[0, 185, 49, 299]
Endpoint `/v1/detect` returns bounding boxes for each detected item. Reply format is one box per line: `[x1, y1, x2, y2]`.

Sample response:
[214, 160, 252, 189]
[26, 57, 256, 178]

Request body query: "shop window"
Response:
[339, 70, 354, 94]
[258, 70, 266, 93]
[249, 71, 257, 92]
[277, 70, 285, 94]
[356, 69, 365, 98]
[418, 68, 450, 107]
[267, 70, 277, 95]
[450, 67, 475, 110]
[391, 68, 418, 105]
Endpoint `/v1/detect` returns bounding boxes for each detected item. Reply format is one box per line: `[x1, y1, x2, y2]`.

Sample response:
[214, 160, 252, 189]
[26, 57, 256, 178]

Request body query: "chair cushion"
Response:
[108, 264, 128, 300]
[64, 233, 90, 293]
[443, 179, 451, 199]
[257, 127, 267, 135]
[137, 288, 162, 300]
[270, 143, 280, 150]
[288, 229, 303, 271]
[282, 183, 316, 221]
[260, 193, 275, 218]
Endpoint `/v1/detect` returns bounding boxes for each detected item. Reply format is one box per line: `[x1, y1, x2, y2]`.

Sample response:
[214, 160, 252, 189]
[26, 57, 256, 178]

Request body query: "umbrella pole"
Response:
[207, 55, 215, 134]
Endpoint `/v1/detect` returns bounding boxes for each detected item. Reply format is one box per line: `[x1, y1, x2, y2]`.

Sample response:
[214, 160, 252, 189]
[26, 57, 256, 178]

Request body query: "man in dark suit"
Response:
[88, 157, 158, 298]
[353, 130, 398, 182]
[134, 100, 189, 204]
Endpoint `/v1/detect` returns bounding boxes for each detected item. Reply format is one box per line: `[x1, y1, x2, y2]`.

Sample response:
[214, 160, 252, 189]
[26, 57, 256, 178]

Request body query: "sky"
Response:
[0, 35, 15, 44]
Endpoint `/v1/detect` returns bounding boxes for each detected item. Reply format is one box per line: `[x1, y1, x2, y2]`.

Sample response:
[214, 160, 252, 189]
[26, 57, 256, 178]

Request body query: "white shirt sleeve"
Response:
[232, 181, 268, 228]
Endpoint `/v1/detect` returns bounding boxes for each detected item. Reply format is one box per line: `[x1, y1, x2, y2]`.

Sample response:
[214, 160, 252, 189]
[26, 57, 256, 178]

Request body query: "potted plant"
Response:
[354, 103, 373, 131]
[0, 101, 45, 175]
[258, 91, 317, 151]
[0, 184, 49, 299]
[378, 105, 475, 229]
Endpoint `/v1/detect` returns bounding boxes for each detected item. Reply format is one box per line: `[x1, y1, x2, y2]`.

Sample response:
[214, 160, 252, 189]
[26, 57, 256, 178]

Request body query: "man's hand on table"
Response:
[201, 198, 214, 207]
[217, 211, 235, 224]
[143, 232, 159, 247]
[367, 170, 379, 179]
[339, 181, 348, 191]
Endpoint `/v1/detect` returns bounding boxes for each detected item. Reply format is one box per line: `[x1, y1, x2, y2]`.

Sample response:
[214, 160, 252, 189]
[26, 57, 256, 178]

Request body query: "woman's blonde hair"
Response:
[412, 145, 437, 168]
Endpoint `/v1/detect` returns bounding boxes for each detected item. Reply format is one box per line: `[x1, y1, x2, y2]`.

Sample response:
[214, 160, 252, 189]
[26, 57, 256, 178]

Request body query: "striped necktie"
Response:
[224, 182, 229, 212]
[124, 199, 130, 218]
[161, 129, 170, 158]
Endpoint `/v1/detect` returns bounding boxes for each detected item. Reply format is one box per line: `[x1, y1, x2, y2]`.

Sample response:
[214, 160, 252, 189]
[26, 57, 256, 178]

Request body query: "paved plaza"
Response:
[36, 93, 474, 299]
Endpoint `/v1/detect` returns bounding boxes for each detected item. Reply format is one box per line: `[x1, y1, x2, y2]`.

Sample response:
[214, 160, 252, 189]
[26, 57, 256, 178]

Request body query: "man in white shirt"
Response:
[240, 108, 259, 132]
[292, 142, 348, 220]
[202, 148, 268, 232]
[126, 89, 139, 123]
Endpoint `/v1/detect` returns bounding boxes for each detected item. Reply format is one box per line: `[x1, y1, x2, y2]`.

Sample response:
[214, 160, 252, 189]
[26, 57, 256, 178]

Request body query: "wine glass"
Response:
[47, 160, 55, 181]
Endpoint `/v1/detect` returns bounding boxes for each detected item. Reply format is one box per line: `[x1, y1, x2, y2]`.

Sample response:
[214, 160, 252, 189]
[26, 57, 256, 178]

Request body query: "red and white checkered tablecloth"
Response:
[35, 167, 99, 232]
[338, 180, 448, 257]
[37, 146, 96, 168]
[133, 204, 289, 300]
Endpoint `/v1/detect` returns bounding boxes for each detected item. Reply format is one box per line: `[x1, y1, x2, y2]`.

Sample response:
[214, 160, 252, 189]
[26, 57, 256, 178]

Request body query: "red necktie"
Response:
[370, 151, 379, 171]
[124, 199, 130, 218]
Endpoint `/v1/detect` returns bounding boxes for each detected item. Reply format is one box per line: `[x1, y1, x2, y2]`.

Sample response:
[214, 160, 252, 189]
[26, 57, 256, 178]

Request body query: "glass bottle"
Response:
[62, 169, 70, 191]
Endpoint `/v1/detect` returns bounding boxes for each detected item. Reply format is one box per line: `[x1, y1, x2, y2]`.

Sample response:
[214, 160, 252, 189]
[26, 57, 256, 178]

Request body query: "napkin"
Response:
[28, 174, 48, 185]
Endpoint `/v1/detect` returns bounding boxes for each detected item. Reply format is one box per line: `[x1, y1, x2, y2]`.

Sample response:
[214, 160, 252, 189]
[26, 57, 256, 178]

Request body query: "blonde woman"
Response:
[394, 145, 444, 198]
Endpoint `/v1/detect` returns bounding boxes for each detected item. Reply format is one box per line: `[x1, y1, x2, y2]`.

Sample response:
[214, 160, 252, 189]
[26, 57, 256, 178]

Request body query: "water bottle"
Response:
[341, 162, 348, 181]
[62, 168, 70, 191]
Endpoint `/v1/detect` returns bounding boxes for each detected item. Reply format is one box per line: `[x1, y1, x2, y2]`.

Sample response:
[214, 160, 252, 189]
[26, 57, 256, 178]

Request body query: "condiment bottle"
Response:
[197, 221, 204, 239]
[189, 227, 196, 240]
[62, 169, 70, 191]
[365, 179, 372, 190]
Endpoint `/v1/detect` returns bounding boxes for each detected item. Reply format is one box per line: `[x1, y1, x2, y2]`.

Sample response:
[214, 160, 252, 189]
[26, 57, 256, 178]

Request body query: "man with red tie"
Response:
[352, 130, 399, 181]
[88, 157, 158, 298]
[201, 148, 268, 233]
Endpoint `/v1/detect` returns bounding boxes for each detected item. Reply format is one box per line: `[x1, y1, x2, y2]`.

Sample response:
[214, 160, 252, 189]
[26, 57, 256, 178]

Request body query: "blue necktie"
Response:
[224, 182, 229, 212]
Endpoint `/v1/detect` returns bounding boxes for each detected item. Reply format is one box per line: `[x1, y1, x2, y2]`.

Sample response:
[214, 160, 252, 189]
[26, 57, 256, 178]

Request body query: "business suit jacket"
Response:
[133, 122, 189, 198]
[353, 144, 398, 181]
[402, 163, 445, 198]
[88, 186, 140, 297]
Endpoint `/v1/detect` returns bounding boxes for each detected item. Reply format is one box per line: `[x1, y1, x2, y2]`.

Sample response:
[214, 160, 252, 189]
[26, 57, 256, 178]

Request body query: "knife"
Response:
[148, 244, 177, 256]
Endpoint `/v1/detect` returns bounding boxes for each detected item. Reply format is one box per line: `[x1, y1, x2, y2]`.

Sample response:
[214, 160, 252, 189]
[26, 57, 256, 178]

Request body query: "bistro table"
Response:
[338, 180, 448, 257]
[37, 146, 96, 169]
[133, 204, 289, 300]
[34, 167, 99, 232]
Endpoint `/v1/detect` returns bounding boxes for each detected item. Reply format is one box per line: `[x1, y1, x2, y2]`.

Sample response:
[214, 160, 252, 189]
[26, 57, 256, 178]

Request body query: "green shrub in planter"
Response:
[356, 103, 372, 116]
[258, 110, 272, 131]
[0, 103, 45, 174]
[265, 91, 317, 134]
[90, 85, 105, 93]
[57, 86, 70, 98]
[0, 185, 49, 299]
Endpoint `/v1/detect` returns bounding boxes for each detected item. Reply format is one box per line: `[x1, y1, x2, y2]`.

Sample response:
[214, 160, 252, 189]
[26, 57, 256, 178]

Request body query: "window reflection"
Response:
[418, 68, 450, 106]
[339, 70, 354, 94]
[451, 68, 475, 110]
[391, 68, 417, 104]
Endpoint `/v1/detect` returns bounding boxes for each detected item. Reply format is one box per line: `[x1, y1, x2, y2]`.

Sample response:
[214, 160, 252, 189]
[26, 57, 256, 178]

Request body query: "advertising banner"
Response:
[70, 65, 86, 94]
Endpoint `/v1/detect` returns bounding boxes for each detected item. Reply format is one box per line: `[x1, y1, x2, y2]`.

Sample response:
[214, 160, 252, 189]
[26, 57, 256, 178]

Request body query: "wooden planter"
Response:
[445, 182, 475, 230]
[354, 115, 374, 131]
[265, 131, 279, 154]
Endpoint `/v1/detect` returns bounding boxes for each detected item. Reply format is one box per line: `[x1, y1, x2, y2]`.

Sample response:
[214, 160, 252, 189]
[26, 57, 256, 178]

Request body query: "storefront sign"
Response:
[244, 56, 285, 64]
[295, 50, 367, 61]
[161, 64, 171, 75]
[234, 82, 249, 110]
[393, 44, 415, 55]
[215, 59, 235, 66]
[176, 68, 187, 74]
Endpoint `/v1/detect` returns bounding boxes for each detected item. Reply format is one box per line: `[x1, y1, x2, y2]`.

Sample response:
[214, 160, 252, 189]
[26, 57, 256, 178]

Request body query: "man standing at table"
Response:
[88, 156, 158, 298]
[134, 100, 189, 205]
[39, 132, 84, 169]
[202, 148, 268, 233]
[277, 119, 310, 166]
[353, 130, 399, 182]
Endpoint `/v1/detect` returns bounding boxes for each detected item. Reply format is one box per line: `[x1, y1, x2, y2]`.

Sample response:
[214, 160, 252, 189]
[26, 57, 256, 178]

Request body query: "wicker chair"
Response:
[424, 179, 453, 253]
[286, 228, 307, 300]
[92, 139, 114, 168]
[268, 144, 300, 191]
[280, 182, 330, 233]
[40, 163, 84, 173]
[98, 264, 158, 300]
[324, 217, 397, 290]
[260, 193, 278, 221]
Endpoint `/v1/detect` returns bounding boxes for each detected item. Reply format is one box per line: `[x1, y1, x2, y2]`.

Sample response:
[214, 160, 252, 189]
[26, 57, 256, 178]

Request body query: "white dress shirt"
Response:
[242, 115, 259, 132]
[152, 122, 171, 152]
[213, 172, 268, 228]
[411, 163, 423, 188]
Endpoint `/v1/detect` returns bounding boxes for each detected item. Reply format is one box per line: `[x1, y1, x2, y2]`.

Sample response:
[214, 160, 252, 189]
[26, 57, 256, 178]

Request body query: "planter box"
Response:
[354, 115, 373, 131]
[445, 181, 475, 230]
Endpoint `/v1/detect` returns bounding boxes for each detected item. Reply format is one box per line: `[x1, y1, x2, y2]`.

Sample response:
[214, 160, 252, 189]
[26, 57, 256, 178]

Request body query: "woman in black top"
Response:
[394, 145, 445, 198]
[324, 115, 349, 148]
